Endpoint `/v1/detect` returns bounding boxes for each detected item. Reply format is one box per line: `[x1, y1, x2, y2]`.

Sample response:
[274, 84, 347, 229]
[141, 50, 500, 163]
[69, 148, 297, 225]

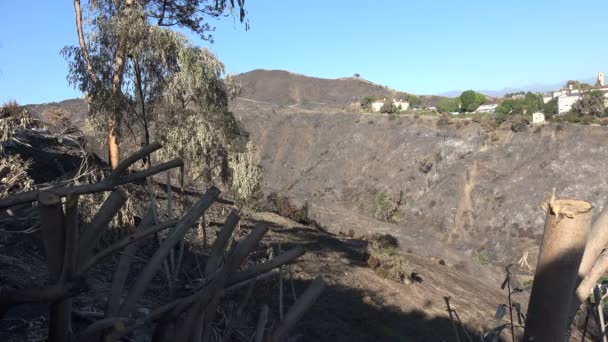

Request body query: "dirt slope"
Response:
[234, 109, 608, 280]
[252, 212, 513, 341]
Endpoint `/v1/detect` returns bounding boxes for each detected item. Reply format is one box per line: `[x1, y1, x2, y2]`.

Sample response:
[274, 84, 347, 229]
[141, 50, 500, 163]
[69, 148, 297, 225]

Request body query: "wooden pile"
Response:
[0, 142, 324, 342]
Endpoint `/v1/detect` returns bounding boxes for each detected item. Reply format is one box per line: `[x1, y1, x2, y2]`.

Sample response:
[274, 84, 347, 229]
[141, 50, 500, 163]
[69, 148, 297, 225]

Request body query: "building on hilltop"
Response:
[371, 100, 385, 112]
[557, 94, 582, 115]
[394, 99, 409, 111]
[475, 103, 498, 114]
[545, 72, 608, 115]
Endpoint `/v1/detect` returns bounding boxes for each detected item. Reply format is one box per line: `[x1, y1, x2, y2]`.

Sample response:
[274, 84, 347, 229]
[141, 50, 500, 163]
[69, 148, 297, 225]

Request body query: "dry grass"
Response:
[43, 106, 71, 129]
[0, 155, 33, 198]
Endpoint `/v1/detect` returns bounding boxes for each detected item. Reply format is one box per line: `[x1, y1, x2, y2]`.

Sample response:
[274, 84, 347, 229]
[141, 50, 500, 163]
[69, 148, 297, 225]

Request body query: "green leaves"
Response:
[496, 92, 544, 117]
[436, 98, 460, 113]
[229, 141, 263, 209]
[459, 90, 486, 112]
[572, 90, 607, 117]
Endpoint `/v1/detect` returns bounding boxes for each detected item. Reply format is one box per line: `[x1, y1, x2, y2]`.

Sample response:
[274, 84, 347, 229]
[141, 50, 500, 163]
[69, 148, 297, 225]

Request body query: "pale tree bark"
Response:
[73, 0, 130, 170]
[524, 196, 593, 342]
[567, 207, 608, 322]
[578, 208, 608, 277]
[73, 0, 97, 83]
[108, 43, 127, 169]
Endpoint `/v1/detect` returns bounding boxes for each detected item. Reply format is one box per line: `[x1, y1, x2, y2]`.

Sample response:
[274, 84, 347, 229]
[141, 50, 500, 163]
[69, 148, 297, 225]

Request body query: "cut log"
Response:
[524, 196, 593, 342]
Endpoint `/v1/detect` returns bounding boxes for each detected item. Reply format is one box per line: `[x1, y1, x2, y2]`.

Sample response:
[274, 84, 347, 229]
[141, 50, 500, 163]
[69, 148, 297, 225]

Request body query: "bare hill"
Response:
[235, 69, 412, 109]
[25, 98, 88, 127]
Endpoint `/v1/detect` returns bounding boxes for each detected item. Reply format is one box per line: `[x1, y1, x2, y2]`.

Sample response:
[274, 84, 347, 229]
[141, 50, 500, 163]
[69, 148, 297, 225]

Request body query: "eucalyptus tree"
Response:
[63, 0, 247, 169]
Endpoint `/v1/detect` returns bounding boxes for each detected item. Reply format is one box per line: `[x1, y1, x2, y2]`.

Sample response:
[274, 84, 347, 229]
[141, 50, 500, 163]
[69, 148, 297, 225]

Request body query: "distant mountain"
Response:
[25, 98, 88, 126]
[440, 77, 597, 98]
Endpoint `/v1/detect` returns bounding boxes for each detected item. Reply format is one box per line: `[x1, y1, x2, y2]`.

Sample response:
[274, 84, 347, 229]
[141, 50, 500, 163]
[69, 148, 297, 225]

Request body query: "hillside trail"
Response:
[252, 212, 514, 341]
[448, 160, 477, 243]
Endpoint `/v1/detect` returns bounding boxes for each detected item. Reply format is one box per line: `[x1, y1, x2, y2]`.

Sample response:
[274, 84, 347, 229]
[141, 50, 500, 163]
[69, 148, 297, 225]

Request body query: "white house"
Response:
[545, 72, 608, 115]
[394, 99, 410, 111]
[557, 94, 581, 115]
[532, 112, 545, 124]
[371, 98, 410, 112]
[475, 104, 498, 113]
[371, 100, 385, 112]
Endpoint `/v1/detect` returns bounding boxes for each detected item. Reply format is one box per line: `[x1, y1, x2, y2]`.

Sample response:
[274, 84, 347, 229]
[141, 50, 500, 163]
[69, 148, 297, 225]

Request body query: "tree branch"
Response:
[117, 187, 220, 316]
[270, 277, 325, 342]
[110, 142, 161, 177]
[228, 247, 305, 286]
[73, 0, 97, 83]
[105, 207, 155, 316]
[78, 218, 178, 275]
[0, 158, 183, 209]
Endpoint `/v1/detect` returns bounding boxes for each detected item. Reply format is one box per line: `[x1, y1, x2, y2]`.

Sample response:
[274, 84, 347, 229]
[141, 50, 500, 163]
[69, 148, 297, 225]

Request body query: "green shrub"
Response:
[380, 98, 396, 114]
[360, 95, 378, 110]
[371, 191, 402, 221]
[473, 249, 490, 265]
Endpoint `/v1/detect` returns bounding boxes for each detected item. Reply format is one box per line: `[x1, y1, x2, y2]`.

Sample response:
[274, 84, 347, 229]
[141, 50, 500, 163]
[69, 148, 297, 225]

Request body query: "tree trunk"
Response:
[108, 121, 120, 170]
[38, 191, 72, 342]
[523, 197, 593, 342]
[73, 0, 97, 83]
[567, 207, 608, 324]
[74, 0, 127, 170]
[109, 46, 125, 170]
[133, 57, 151, 152]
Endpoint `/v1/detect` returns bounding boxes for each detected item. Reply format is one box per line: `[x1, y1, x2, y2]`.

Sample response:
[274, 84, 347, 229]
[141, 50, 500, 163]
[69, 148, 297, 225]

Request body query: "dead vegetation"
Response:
[261, 192, 311, 225]
[0, 141, 324, 341]
[1, 100, 37, 153]
[42, 106, 72, 130]
[365, 233, 414, 285]
[0, 154, 33, 198]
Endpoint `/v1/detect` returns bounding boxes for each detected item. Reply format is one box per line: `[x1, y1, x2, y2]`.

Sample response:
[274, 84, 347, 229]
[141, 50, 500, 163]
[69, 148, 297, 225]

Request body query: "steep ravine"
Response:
[235, 109, 608, 275]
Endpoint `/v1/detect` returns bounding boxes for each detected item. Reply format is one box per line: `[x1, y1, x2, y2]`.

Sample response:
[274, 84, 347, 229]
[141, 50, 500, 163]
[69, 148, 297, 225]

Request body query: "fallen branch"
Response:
[270, 277, 325, 342]
[204, 210, 240, 276]
[79, 219, 178, 275]
[118, 187, 220, 316]
[77, 189, 127, 264]
[105, 207, 155, 316]
[254, 304, 269, 342]
[229, 247, 305, 285]
[76, 317, 132, 341]
[0, 158, 183, 208]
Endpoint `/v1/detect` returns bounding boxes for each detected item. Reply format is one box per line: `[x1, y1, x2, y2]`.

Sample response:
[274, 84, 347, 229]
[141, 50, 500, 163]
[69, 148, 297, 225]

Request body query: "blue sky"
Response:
[1, 0, 607, 104]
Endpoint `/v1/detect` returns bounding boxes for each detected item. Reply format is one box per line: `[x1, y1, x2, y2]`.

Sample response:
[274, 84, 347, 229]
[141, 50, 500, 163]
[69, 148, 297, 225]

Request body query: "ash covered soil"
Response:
[233, 104, 608, 282]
